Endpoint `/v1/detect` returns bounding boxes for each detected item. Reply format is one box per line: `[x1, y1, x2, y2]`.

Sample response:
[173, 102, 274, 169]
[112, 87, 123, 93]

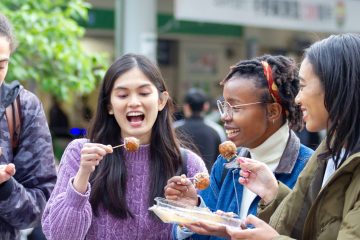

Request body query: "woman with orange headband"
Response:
[164, 55, 314, 240]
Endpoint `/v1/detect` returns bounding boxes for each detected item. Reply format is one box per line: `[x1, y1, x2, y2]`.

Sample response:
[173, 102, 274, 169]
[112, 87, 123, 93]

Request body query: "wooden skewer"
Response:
[112, 143, 125, 149]
[184, 176, 201, 184]
[187, 176, 196, 181]
[178, 176, 196, 183]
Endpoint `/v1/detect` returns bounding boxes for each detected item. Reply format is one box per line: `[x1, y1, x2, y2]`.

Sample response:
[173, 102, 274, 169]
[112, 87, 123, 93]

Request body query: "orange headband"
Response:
[261, 61, 282, 104]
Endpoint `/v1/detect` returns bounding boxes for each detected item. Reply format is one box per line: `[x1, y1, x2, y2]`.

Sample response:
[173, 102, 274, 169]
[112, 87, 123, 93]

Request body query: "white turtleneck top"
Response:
[239, 123, 290, 219]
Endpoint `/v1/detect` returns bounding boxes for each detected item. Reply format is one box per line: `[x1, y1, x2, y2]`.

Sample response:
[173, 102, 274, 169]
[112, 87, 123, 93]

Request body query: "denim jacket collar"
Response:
[235, 130, 300, 174]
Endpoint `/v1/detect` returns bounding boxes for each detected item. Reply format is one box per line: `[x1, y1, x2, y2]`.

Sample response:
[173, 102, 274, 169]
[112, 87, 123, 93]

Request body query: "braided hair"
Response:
[221, 55, 303, 131]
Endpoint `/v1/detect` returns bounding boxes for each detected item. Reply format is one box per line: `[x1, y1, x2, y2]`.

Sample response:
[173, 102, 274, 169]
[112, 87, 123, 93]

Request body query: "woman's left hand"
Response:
[226, 215, 279, 240]
[238, 157, 278, 204]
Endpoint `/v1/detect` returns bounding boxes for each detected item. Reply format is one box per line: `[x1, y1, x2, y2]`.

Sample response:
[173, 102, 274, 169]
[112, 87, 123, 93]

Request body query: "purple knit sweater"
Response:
[42, 139, 207, 240]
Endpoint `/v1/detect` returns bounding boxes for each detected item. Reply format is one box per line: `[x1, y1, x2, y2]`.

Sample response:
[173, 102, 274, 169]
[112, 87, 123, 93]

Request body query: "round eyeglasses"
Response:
[217, 100, 266, 119]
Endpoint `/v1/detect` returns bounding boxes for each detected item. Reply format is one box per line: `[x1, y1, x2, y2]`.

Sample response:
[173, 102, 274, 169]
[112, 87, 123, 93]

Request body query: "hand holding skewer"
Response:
[184, 172, 210, 190]
[164, 172, 209, 206]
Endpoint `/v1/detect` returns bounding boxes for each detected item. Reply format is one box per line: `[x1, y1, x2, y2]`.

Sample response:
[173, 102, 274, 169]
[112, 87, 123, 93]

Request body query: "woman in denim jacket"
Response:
[165, 55, 313, 240]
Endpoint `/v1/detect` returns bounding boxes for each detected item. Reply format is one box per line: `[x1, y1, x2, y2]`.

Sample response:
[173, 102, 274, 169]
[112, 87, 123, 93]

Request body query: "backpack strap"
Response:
[5, 95, 22, 151]
[175, 148, 188, 176]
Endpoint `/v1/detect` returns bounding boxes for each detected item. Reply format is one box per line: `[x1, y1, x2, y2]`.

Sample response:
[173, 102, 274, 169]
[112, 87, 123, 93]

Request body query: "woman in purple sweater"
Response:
[41, 54, 207, 240]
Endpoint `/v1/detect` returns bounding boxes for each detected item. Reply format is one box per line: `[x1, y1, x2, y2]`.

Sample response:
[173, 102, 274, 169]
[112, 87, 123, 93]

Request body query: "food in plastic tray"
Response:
[149, 197, 243, 227]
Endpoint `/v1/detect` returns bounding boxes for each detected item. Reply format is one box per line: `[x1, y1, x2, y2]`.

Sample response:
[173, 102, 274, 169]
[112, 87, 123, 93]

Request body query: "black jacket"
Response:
[175, 116, 222, 171]
[0, 82, 57, 240]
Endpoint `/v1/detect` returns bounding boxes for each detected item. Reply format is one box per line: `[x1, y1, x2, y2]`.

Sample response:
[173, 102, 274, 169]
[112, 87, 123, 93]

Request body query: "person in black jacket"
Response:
[174, 88, 225, 171]
[0, 13, 57, 240]
[49, 96, 70, 138]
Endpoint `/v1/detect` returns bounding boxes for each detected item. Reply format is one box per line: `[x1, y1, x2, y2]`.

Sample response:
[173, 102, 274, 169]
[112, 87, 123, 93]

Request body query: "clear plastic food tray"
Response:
[149, 197, 243, 227]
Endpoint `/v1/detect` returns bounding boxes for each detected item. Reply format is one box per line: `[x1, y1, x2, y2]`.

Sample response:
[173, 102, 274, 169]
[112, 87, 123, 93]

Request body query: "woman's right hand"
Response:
[164, 175, 198, 206]
[78, 143, 113, 174]
[238, 157, 278, 204]
[0, 163, 16, 184]
[73, 143, 113, 193]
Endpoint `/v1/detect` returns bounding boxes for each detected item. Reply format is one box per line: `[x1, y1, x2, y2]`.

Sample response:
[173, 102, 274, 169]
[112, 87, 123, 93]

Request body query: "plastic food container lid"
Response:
[149, 197, 243, 227]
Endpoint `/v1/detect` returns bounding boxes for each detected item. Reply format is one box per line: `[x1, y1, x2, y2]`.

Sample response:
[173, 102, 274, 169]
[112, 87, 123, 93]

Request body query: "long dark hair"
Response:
[305, 33, 360, 167]
[220, 55, 303, 131]
[88, 54, 183, 218]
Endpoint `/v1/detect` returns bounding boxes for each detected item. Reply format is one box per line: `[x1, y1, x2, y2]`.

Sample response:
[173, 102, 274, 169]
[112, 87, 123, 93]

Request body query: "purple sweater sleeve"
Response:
[184, 149, 208, 177]
[42, 139, 93, 240]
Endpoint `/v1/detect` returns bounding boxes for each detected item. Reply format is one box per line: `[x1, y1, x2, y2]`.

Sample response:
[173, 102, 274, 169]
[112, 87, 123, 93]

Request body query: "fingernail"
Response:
[238, 158, 245, 163]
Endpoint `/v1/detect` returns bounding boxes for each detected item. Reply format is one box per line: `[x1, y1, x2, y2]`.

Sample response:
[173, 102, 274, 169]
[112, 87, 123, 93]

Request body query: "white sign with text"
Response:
[175, 0, 360, 32]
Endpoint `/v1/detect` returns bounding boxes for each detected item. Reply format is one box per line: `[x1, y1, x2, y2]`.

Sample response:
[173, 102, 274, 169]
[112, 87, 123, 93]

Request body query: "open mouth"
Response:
[126, 111, 145, 124]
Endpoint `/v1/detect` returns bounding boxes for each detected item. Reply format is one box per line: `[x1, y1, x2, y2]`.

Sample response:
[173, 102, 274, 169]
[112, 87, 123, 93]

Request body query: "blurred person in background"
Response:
[174, 88, 226, 171]
[296, 128, 321, 150]
[49, 96, 70, 139]
[205, 97, 224, 125]
[81, 95, 93, 123]
[0, 13, 57, 240]
[49, 96, 72, 164]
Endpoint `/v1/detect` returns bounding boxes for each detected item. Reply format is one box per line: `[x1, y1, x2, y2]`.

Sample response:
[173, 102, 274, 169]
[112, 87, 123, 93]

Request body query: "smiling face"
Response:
[222, 76, 274, 148]
[296, 58, 329, 132]
[108, 67, 168, 144]
[0, 36, 11, 85]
